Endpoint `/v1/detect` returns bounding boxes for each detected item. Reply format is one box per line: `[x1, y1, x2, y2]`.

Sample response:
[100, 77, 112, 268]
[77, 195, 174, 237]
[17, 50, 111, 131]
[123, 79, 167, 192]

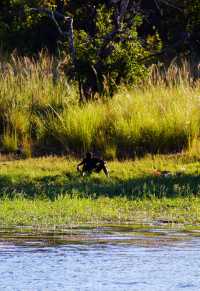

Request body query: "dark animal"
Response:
[77, 152, 109, 177]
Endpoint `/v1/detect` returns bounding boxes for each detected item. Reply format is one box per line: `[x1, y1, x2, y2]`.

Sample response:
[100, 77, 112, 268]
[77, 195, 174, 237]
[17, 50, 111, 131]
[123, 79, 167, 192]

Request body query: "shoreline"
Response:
[0, 196, 200, 231]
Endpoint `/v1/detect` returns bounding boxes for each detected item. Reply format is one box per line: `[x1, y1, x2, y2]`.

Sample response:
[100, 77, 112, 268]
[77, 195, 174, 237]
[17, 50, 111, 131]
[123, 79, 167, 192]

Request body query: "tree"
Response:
[139, 0, 200, 61]
[32, 1, 148, 101]
[0, 0, 60, 54]
[1, 0, 199, 100]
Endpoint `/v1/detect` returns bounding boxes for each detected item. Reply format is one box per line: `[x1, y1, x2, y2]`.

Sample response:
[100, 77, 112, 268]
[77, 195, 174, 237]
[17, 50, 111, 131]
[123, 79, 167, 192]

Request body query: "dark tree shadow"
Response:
[0, 171, 200, 200]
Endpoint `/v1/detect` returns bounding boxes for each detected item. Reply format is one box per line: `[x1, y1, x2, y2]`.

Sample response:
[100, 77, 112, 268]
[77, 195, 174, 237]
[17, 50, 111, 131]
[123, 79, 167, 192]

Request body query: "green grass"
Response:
[0, 55, 200, 158]
[0, 155, 200, 229]
[1, 56, 200, 229]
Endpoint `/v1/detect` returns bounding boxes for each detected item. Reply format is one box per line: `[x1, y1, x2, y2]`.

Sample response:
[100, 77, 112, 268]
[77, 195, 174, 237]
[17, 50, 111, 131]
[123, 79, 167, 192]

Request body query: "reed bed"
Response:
[0, 54, 200, 158]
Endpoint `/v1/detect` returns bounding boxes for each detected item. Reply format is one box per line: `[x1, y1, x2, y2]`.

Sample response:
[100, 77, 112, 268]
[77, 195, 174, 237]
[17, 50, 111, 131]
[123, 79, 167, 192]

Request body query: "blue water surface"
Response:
[0, 227, 199, 291]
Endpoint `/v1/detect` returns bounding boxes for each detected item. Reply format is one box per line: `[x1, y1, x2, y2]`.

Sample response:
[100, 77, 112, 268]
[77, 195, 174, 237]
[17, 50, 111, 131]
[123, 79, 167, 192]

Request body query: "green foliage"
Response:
[70, 3, 148, 96]
[0, 0, 60, 53]
[0, 55, 200, 157]
[0, 0, 200, 98]
[0, 0, 200, 57]
[0, 1, 149, 95]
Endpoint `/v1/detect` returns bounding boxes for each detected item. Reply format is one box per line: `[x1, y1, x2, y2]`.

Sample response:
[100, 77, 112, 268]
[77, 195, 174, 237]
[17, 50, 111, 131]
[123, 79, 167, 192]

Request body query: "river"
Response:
[0, 226, 199, 290]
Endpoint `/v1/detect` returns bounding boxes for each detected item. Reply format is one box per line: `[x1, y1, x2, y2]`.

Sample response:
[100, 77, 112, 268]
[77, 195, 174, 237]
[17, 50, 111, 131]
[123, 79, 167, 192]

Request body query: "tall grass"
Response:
[0, 54, 200, 158]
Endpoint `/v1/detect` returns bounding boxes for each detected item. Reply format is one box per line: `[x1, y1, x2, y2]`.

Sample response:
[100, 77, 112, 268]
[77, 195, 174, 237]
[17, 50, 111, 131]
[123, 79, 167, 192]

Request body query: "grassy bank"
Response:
[0, 155, 200, 228]
[0, 55, 200, 158]
[1, 195, 200, 229]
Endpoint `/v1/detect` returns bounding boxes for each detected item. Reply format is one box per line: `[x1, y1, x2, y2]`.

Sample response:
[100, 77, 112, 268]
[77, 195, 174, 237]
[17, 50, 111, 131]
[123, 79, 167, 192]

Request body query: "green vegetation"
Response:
[0, 55, 200, 158]
[0, 155, 200, 228]
[1, 1, 199, 58]
[1, 1, 200, 99]
[0, 1, 200, 231]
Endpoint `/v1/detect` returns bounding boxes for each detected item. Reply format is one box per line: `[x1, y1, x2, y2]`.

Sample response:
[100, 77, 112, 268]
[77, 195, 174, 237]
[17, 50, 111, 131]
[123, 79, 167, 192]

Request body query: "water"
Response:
[0, 226, 200, 291]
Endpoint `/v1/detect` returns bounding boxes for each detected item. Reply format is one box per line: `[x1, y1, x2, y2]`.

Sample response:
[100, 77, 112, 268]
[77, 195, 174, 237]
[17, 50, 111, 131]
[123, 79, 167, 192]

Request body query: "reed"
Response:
[0, 54, 199, 158]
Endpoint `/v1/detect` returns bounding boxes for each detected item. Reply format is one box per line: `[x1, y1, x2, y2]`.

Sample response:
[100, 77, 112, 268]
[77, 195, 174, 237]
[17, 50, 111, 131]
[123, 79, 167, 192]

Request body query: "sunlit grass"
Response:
[1, 195, 200, 228]
[0, 155, 200, 228]
[0, 55, 200, 157]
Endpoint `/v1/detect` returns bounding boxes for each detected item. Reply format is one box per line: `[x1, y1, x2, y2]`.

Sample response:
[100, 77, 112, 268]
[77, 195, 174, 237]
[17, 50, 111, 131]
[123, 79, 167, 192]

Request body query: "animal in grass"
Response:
[77, 152, 109, 177]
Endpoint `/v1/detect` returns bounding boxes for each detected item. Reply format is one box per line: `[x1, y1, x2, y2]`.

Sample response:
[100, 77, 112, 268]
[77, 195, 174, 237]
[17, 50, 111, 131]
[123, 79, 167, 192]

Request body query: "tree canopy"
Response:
[0, 0, 199, 99]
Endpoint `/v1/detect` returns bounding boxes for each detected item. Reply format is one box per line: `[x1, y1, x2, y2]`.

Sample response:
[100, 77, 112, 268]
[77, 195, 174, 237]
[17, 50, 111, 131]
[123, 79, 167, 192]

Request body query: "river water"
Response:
[0, 226, 200, 291]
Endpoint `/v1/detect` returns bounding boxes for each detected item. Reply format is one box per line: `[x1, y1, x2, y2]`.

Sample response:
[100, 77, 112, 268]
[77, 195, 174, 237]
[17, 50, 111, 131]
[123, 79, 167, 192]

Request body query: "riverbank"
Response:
[0, 155, 200, 229]
[1, 195, 200, 230]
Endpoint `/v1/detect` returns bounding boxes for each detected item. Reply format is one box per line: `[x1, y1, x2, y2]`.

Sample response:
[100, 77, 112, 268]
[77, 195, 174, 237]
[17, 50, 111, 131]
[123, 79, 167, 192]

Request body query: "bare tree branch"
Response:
[31, 8, 70, 37]
[156, 0, 183, 12]
[31, 8, 70, 20]
[139, 34, 189, 62]
[119, 0, 129, 20]
[51, 12, 67, 36]
[31, 7, 84, 102]
[97, 0, 135, 58]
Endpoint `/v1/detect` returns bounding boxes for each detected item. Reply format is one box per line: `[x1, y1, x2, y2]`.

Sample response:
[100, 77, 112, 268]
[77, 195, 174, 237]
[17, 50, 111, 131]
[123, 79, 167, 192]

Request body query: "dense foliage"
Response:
[0, 1, 199, 99]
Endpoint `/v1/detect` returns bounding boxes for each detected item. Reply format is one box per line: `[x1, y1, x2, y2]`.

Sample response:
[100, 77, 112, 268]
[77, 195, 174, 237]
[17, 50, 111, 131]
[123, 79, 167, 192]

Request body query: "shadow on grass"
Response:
[0, 171, 200, 200]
